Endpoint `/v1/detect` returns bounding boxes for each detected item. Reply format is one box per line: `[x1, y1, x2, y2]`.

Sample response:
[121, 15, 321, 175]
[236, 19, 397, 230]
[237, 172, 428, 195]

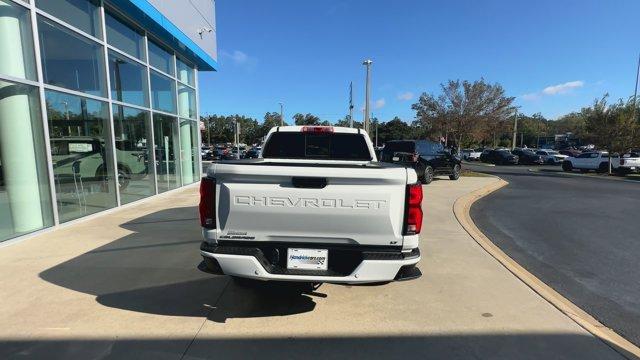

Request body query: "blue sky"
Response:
[199, 0, 640, 123]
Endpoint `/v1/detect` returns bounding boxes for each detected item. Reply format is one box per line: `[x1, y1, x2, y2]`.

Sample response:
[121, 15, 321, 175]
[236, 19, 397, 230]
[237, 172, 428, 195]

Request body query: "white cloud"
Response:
[520, 93, 541, 101]
[397, 91, 414, 101]
[220, 50, 258, 70]
[374, 98, 386, 109]
[542, 80, 584, 95]
[520, 80, 585, 101]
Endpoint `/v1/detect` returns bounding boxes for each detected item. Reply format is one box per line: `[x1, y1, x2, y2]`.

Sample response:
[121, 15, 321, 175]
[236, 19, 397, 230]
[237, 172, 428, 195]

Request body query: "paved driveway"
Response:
[467, 163, 640, 347]
[0, 178, 622, 359]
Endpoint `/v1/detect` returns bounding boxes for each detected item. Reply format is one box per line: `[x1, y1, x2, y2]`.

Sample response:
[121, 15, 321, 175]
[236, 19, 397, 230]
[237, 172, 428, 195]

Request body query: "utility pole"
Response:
[363, 59, 372, 133]
[512, 109, 518, 150]
[207, 115, 211, 146]
[633, 53, 640, 121]
[279, 102, 284, 126]
[234, 119, 240, 159]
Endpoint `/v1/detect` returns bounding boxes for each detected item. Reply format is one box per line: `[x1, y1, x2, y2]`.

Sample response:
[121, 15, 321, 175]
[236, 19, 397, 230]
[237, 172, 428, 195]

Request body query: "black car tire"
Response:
[421, 166, 434, 184]
[449, 164, 461, 180]
[562, 161, 573, 172]
[597, 162, 609, 173]
[117, 167, 131, 191]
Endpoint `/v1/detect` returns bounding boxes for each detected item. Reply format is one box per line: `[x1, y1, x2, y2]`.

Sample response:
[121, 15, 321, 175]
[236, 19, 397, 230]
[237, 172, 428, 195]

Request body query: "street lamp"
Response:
[279, 102, 284, 126]
[362, 59, 372, 133]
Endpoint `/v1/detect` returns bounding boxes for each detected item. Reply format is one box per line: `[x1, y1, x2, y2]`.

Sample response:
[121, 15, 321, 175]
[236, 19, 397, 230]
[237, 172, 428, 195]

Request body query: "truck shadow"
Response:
[38, 207, 317, 321]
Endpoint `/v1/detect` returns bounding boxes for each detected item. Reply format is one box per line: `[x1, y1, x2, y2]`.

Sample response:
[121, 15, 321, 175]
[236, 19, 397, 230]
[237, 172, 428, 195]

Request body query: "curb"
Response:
[453, 178, 640, 360]
[527, 168, 640, 184]
[462, 161, 495, 167]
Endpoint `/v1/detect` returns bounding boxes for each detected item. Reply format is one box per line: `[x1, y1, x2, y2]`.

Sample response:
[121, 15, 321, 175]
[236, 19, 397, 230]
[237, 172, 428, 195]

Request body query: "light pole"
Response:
[633, 54, 640, 120]
[362, 59, 372, 133]
[279, 102, 284, 126]
[512, 109, 518, 150]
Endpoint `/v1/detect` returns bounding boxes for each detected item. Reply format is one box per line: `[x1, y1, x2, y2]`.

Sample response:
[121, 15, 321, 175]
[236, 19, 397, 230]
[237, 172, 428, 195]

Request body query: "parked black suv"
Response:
[480, 149, 519, 165]
[380, 140, 462, 184]
[511, 148, 543, 165]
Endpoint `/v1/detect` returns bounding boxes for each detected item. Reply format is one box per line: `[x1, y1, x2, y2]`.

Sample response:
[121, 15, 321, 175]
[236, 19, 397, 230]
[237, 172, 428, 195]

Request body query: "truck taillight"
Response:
[199, 177, 216, 229]
[302, 126, 334, 133]
[404, 183, 423, 235]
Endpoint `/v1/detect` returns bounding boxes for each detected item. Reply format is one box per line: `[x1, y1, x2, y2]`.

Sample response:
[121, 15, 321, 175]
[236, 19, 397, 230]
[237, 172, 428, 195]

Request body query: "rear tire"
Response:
[597, 162, 609, 174]
[449, 164, 461, 180]
[562, 161, 573, 172]
[421, 166, 434, 184]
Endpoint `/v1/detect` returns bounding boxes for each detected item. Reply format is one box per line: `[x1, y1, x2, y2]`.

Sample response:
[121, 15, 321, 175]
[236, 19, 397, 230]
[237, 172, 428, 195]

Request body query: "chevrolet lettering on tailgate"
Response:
[234, 195, 387, 210]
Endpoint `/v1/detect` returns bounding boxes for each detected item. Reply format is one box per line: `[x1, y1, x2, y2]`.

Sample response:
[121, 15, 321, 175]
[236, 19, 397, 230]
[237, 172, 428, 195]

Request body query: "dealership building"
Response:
[0, 0, 217, 243]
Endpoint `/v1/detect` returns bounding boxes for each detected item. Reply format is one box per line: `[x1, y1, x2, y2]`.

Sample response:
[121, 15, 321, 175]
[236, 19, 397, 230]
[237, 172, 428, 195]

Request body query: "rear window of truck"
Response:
[262, 132, 372, 160]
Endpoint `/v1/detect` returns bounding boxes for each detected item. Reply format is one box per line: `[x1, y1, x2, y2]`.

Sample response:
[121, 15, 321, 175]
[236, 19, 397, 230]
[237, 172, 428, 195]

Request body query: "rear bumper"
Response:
[200, 242, 420, 284]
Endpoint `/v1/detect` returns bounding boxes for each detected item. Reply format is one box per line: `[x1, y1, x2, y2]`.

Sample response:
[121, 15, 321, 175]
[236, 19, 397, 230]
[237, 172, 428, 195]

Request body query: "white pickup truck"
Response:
[198, 126, 423, 283]
[562, 151, 619, 173]
[618, 150, 640, 174]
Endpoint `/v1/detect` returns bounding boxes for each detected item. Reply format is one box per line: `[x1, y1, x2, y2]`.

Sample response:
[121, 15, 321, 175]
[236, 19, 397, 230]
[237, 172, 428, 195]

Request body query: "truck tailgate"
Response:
[210, 162, 409, 247]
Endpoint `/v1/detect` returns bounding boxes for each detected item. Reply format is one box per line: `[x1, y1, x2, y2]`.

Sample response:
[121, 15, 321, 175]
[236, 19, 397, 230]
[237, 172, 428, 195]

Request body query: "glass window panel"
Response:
[0, 80, 54, 242]
[176, 58, 194, 86]
[112, 105, 154, 204]
[38, 16, 107, 97]
[35, 0, 101, 38]
[109, 51, 148, 107]
[153, 114, 180, 192]
[150, 71, 176, 114]
[178, 84, 196, 119]
[148, 39, 174, 76]
[0, 0, 37, 80]
[105, 9, 145, 61]
[45, 90, 117, 222]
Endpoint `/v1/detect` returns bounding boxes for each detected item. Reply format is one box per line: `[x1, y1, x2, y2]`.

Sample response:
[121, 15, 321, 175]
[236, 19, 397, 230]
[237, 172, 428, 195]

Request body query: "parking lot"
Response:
[0, 176, 624, 359]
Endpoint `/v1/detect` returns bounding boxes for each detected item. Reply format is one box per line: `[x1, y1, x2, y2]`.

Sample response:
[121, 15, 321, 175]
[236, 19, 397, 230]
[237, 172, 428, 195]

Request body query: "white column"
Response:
[0, 1, 43, 233]
[180, 119, 193, 184]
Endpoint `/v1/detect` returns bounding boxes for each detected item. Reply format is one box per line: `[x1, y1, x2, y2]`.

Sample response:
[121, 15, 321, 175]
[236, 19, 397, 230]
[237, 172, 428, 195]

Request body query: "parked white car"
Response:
[617, 150, 640, 174]
[198, 126, 423, 284]
[461, 148, 482, 161]
[535, 149, 568, 165]
[562, 151, 619, 173]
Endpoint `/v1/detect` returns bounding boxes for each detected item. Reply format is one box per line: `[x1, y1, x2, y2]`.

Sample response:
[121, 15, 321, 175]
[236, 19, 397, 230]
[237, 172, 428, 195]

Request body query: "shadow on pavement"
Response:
[39, 207, 318, 321]
[0, 334, 622, 360]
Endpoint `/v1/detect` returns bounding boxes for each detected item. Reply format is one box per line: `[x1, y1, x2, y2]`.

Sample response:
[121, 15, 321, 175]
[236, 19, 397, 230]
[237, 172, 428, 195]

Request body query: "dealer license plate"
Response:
[287, 248, 328, 271]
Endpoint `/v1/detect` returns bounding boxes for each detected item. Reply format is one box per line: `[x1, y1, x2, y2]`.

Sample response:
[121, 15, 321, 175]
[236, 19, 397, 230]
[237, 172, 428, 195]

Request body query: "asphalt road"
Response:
[465, 163, 640, 346]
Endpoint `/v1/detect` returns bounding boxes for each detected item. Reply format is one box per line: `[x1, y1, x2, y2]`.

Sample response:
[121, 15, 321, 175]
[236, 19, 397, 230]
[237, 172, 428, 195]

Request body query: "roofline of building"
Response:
[109, 0, 219, 71]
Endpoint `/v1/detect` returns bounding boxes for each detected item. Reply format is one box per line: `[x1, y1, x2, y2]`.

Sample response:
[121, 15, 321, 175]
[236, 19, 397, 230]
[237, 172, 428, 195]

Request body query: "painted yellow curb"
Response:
[453, 178, 640, 360]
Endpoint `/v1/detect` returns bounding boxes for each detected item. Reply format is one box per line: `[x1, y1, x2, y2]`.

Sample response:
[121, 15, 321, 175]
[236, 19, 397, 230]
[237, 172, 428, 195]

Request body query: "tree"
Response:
[412, 79, 516, 151]
[377, 117, 412, 144]
[335, 116, 363, 129]
[293, 113, 321, 125]
[584, 95, 639, 173]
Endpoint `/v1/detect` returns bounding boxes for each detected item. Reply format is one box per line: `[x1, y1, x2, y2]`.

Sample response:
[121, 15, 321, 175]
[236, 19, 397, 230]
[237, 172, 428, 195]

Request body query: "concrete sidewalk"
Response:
[0, 178, 623, 359]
